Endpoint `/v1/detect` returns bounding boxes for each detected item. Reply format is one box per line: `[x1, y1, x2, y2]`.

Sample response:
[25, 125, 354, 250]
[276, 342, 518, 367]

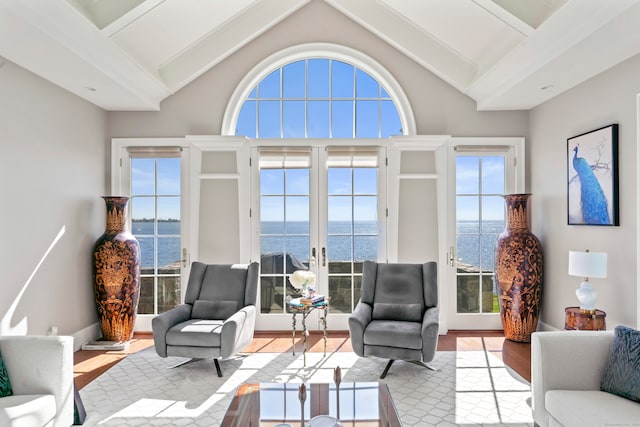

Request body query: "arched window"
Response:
[235, 58, 402, 138]
[222, 43, 415, 138]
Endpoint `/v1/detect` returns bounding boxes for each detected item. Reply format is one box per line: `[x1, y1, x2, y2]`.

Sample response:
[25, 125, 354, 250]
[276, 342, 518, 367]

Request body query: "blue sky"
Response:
[131, 158, 181, 220]
[236, 59, 402, 139]
[456, 155, 506, 222]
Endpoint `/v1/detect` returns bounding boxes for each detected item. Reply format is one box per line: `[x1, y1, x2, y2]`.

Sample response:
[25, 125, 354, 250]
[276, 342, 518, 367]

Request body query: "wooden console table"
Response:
[564, 306, 606, 330]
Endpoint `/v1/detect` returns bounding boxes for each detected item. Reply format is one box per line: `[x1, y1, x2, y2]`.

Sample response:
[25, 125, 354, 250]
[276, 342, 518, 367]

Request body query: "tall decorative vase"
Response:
[92, 196, 141, 342]
[495, 194, 543, 342]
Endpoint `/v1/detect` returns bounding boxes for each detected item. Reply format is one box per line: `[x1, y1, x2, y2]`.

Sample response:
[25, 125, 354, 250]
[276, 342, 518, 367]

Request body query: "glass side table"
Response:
[286, 298, 328, 366]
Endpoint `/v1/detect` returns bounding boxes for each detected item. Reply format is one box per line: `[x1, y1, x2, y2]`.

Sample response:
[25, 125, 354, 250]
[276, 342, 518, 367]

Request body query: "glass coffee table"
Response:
[221, 382, 402, 427]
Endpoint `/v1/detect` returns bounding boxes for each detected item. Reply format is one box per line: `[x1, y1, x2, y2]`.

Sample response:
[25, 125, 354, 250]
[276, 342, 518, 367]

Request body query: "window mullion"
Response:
[329, 59, 333, 139]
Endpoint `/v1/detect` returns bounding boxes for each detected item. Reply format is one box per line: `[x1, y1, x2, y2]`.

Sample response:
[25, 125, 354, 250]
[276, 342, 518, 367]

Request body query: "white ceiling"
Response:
[0, 0, 639, 111]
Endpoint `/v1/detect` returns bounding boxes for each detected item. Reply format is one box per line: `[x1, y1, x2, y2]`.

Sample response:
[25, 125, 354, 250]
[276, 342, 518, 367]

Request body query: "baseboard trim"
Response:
[72, 322, 101, 351]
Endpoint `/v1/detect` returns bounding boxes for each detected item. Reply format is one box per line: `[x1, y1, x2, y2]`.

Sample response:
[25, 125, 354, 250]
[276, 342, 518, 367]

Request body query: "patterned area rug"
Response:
[79, 348, 533, 426]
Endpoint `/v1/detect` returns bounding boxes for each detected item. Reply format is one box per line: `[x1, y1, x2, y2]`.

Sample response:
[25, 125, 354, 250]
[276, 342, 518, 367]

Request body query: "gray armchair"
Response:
[152, 262, 259, 377]
[349, 261, 439, 378]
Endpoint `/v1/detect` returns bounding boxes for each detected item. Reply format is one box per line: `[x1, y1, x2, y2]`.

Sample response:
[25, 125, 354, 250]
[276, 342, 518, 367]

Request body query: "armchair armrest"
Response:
[0, 335, 74, 427]
[420, 306, 439, 362]
[531, 330, 614, 427]
[348, 302, 372, 357]
[152, 304, 192, 357]
[221, 305, 257, 358]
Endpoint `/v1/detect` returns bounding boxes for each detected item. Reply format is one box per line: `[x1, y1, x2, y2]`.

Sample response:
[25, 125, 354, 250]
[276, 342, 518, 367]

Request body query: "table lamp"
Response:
[568, 250, 607, 313]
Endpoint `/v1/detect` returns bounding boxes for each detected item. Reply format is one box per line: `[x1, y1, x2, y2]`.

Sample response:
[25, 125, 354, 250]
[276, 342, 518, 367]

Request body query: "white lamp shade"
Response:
[568, 251, 607, 279]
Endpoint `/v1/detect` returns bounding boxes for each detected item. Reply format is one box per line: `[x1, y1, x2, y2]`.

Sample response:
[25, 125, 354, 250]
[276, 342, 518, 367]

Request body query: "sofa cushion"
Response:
[191, 300, 238, 320]
[546, 390, 640, 426]
[0, 394, 57, 427]
[600, 325, 640, 402]
[0, 352, 11, 397]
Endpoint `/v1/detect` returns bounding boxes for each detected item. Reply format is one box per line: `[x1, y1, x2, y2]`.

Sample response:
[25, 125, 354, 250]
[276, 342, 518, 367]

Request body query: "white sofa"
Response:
[532, 330, 640, 427]
[0, 336, 74, 427]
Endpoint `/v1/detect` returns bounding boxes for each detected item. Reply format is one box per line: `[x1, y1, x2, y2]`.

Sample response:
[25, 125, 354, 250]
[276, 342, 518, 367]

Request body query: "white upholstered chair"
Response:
[0, 335, 74, 427]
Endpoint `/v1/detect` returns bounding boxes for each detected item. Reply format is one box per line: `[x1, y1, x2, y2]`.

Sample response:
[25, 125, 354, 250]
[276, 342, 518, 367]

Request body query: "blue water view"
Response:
[132, 221, 180, 269]
[132, 219, 504, 270]
[456, 220, 505, 272]
[261, 221, 378, 263]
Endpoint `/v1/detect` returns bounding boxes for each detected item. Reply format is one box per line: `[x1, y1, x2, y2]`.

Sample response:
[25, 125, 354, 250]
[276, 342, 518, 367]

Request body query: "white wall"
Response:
[0, 58, 107, 341]
[530, 54, 640, 330]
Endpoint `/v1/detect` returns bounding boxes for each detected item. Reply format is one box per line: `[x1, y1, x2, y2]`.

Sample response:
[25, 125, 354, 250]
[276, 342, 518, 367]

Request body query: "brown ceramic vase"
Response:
[92, 196, 141, 342]
[494, 194, 543, 342]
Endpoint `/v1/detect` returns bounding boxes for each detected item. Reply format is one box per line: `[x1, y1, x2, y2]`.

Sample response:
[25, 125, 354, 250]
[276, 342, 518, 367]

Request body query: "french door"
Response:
[111, 142, 191, 331]
[253, 144, 385, 330]
[445, 139, 524, 330]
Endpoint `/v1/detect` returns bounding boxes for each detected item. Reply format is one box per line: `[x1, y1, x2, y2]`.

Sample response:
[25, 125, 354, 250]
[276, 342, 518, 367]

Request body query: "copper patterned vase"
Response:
[92, 196, 141, 342]
[495, 194, 543, 342]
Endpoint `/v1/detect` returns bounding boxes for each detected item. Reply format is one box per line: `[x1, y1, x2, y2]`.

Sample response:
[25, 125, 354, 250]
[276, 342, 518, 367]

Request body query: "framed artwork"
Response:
[567, 124, 619, 226]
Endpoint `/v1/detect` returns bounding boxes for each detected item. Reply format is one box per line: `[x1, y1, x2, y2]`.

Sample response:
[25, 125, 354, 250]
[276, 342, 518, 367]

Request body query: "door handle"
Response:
[322, 247, 326, 267]
[311, 248, 317, 267]
[182, 248, 188, 268]
[449, 246, 455, 267]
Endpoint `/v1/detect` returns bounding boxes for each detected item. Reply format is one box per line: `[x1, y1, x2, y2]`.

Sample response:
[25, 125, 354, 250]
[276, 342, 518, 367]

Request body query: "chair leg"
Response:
[214, 358, 223, 377]
[408, 360, 438, 371]
[380, 359, 395, 379]
[168, 358, 200, 369]
[380, 360, 437, 378]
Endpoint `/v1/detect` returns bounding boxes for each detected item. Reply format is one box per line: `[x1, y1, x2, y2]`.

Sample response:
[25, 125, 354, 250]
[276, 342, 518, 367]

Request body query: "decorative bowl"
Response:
[306, 415, 343, 427]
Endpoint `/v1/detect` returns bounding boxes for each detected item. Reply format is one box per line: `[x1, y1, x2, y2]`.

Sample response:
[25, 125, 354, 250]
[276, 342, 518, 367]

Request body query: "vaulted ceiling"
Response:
[1, 0, 639, 111]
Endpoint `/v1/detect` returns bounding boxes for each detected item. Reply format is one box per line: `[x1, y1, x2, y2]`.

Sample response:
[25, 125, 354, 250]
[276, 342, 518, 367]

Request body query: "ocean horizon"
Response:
[132, 219, 505, 271]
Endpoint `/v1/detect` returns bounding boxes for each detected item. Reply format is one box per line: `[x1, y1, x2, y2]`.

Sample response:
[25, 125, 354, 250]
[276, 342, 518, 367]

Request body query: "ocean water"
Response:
[261, 221, 378, 263]
[456, 220, 505, 272]
[132, 219, 503, 270]
[132, 221, 180, 268]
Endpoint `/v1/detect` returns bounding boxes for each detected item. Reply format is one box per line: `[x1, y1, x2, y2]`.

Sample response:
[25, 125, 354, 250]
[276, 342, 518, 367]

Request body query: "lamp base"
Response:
[576, 280, 598, 313]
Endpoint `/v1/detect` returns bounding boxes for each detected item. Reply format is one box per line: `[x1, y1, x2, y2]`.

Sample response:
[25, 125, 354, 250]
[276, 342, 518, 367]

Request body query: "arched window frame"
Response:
[221, 43, 416, 137]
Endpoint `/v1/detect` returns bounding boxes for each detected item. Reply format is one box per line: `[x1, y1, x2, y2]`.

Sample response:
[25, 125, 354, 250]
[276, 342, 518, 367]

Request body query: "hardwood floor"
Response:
[73, 330, 531, 390]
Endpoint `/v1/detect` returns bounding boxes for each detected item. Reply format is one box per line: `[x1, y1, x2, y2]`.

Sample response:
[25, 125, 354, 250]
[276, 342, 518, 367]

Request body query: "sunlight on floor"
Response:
[454, 337, 532, 425]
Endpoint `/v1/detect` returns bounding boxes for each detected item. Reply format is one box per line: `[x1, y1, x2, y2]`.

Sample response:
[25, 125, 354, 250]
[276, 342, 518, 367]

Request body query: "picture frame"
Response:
[567, 124, 619, 226]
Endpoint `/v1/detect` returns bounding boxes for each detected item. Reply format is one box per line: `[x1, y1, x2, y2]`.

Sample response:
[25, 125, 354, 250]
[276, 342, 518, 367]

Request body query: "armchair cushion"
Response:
[364, 320, 422, 350]
[600, 325, 640, 402]
[0, 394, 56, 427]
[192, 300, 238, 320]
[372, 303, 422, 322]
[0, 352, 12, 397]
[166, 320, 224, 347]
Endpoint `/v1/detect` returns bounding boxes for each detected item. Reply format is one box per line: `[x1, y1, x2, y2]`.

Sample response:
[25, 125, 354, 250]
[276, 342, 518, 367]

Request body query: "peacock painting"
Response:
[567, 124, 619, 226]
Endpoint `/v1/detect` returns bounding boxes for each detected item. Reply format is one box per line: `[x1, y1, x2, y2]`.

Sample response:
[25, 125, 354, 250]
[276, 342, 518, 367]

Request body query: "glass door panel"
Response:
[450, 152, 508, 329]
[259, 163, 311, 315]
[326, 155, 378, 315]
[130, 157, 182, 317]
